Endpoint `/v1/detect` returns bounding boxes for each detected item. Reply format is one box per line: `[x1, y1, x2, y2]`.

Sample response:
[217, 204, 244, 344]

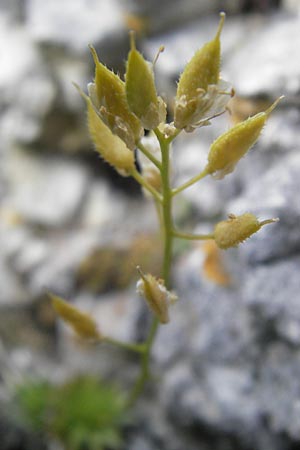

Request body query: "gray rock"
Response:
[4, 148, 89, 227]
[25, 0, 124, 53]
[0, 17, 56, 145]
[243, 254, 300, 344]
[124, 0, 238, 34]
[229, 152, 300, 264]
[282, 0, 300, 13]
[146, 246, 300, 449]
[0, 0, 24, 23]
[224, 14, 300, 98]
[0, 413, 48, 450]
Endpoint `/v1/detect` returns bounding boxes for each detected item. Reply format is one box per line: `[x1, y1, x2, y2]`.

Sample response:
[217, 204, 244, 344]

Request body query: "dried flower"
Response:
[136, 267, 177, 324]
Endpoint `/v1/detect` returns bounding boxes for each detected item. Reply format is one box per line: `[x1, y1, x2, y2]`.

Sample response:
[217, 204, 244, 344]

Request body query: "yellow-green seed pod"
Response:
[50, 293, 101, 340]
[74, 84, 135, 176]
[174, 13, 225, 129]
[214, 213, 278, 249]
[205, 97, 283, 179]
[125, 32, 166, 130]
[90, 46, 143, 149]
[87, 97, 135, 176]
[136, 268, 177, 324]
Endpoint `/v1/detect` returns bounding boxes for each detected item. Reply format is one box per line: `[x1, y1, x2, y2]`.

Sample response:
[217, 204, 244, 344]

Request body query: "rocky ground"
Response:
[1, 0, 300, 449]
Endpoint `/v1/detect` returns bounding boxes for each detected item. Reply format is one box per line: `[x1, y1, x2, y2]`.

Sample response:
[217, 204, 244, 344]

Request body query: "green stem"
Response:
[157, 129, 173, 286]
[127, 128, 174, 407]
[130, 168, 162, 203]
[137, 141, 162, 170]
[172, 229, 214, 241]
[103, 337, 145, 354]
[172, 167, 209, 197]
[126, 317, 159, 407]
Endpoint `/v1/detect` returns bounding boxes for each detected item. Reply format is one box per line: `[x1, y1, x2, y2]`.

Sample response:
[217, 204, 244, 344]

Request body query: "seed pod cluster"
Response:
[214, 213, 278, 249]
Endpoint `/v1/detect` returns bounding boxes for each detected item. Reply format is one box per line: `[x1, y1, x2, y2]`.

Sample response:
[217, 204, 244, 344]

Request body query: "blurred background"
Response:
[1, 0, 300, 449]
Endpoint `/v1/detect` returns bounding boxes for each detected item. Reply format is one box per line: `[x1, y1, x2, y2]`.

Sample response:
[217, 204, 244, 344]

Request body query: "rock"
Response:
[123, 0, 268, 34]
[0, 17, 56, 145]
[229, 152, 300, 264]
[0, 252, 27, 305]
[124, 0, 230, 34]
[25, 0, 124, 54]
[4, 148, 89, 227]
[282, 0, 300, 13]
[224, 14, 300, 98]
[144, 246, 300, 449]
[0, 0, 25, 23]
[243, 255, 300, 345]
[0, 413, 48, 450]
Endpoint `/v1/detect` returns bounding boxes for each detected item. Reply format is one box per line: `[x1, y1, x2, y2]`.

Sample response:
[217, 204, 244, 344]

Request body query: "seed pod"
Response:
[90, 46, 143, 149]
[205, 97, 283, 179]
[214, 213, 279, 250]
[136, 267, 177, 324]
[125, 32, 166, 130]
[174, 13, 225, 129]
[50, 293, 101, 340]
[75, 84, 135, 176]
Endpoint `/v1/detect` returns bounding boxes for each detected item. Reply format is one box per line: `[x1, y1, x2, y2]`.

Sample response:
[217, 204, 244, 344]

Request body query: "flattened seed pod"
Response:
[205, 97, 283, 179]
[74, 84, 135, 176]
[214, 213, 278, 250]
[125, 32, 166, 130]
[50, 293, 101, 340]
[87, 96, 135, 176]
[174, 13, 225, 129]
[90, 46, 143, 149]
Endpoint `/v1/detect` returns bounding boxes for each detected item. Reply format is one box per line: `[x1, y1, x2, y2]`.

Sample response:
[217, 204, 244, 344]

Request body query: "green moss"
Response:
[16, 376, 127, 450]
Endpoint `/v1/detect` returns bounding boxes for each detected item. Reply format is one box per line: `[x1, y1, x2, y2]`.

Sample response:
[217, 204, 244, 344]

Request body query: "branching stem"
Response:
[137, 141, 162, 170]
[172, 168, 209, 196]
[127, 127, 174, 407]
[130, 168, 162, 203]
[172, 229, 214, 241]
[103, 337, 145, 354]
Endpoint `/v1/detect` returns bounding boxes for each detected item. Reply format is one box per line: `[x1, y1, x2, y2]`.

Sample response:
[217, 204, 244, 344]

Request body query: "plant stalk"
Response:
[127, 129, 173, 407]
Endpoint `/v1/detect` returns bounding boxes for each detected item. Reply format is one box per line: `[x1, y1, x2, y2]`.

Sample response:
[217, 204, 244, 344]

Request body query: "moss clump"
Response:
[16, 375, 127, 450]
